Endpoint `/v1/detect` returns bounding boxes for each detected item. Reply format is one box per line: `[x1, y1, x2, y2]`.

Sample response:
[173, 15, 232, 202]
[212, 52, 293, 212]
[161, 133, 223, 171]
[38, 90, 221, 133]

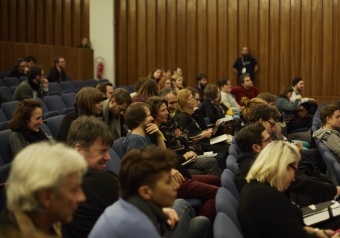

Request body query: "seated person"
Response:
[218, 77, 240, 110]
[230, 73, 260, 104]
[238, 141, 340, 238]
[123, 102, 220, 223]
[9, 99, 54, 156]
[313, 104, 340, 163]
[201, 84, 225, 124]
[48, 55, 67, 82]
[146, 96, 221, 177]
[12, 65, 49, 101]
[8, 58, 28, 78]
[96, 82, 114, 100]
[132, 78, 158, 102]
[290, 77, 318, 115]
[89, 147, 212, 238]
[0, 142, 87, 238]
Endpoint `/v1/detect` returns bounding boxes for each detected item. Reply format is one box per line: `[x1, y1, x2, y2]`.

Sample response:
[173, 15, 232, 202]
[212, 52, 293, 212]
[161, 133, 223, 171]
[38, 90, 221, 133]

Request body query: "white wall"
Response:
[89, 0, 115, 84]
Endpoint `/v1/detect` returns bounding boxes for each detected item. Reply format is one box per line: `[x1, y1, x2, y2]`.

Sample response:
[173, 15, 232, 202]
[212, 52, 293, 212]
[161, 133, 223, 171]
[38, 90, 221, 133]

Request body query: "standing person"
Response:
[193, 73, 208, 102]
[8, 58, 28, 78]
[48, 55, 67, 83]
[0, 142, 87, 238]
[78, 37, 91, 49]
[12, 65, 49, 101]
[230, 73, 260, 104]
[218, 77, 240, 110]
[232, 46, 258, 83]
[290, 77, 318, 115]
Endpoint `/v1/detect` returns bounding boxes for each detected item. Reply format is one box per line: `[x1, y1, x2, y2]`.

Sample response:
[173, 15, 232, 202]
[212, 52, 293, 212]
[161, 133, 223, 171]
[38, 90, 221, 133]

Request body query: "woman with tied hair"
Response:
[9, 99, 54, 156]
[238, 141, 340, 238]
[174, 89, 229, 171]
[146, 67, 162, 83]
[1, 142, 87, 237]
[132, 78, 158, 103]
[58, 87, 103, 141]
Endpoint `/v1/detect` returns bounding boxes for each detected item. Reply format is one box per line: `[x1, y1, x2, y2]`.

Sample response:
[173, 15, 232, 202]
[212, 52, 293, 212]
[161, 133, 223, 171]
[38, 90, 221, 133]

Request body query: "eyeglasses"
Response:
[266, 120, 276, 127]
[261, 136, 272, 144]
[194, 98, 200, 102]
[289, 164, 299, 175]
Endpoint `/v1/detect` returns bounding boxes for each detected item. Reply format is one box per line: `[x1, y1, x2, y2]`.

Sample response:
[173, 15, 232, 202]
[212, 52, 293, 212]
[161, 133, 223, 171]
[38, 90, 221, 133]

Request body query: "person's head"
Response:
[204, 84, 219, 101]
[333, 101, 340, 111]
[134, 77, 148, 93]
[246, 141, 300, 192]
[236, 122, 271, 153]
[147, 67, 162, 80]
[292, 77, 304, 91]
[241, 46, 249, 56]
[172, 67, 182, 76]
[67, 116, 114, 169]
[278, 85, 294, 99]
[239, 74, 252, 89]
[119, 146, 178, 207]
[172, 74, 184, 89]
[158, 78, 172, 90]
[75, 87, 103, 115]
[257, 92, 277, 107]
[136, 78, 159, 99]
[218, 77, 232, 93]
[81, 37, 90, 48]
[320, 105, 340, 130]
[161, 67, 172, 79]
[8, 99, 42, 132]
[54, 55, 66, 69]
[159, 88, 178, 113]
[176, 89, 194, 115]
[25, 55, 37, 68]
[186, 87, 200, 107]
[124, 102, 152, 130]
[239, 97, 268, 120]
[6, 142, 87, 223]
[27, 65, 44, 84]
[108, 88, 132, 117]
[248, 104, 281, 134]
[197, 73, 208, 87]
[96, 82, 114, 99]
[16, 58, 27, 72]
[146, 97, 169, 125]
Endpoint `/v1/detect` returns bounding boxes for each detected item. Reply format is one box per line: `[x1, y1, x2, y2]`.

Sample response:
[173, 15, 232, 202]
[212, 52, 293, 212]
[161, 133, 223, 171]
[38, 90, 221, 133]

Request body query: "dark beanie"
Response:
[292, 77, 303, 86]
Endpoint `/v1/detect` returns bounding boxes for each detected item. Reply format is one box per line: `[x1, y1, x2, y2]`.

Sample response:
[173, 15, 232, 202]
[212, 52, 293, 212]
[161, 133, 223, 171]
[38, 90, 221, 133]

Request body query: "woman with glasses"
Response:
[238, 141, 340, 238]
[201, 84, 226, 124]
[276, 85, 313, 133]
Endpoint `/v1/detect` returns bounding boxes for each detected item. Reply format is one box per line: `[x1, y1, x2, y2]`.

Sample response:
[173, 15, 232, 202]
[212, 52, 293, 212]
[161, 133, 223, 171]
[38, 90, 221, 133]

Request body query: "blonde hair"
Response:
[246, 141, 300, 192]
[175, 89, 193, 115]
[6, 142, 87, 212]
[240, 97, 268, 120]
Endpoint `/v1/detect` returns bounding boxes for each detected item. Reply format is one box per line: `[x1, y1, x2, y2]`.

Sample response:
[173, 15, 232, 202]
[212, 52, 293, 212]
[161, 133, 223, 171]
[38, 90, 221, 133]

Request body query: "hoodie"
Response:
[313, 127, 340, 163]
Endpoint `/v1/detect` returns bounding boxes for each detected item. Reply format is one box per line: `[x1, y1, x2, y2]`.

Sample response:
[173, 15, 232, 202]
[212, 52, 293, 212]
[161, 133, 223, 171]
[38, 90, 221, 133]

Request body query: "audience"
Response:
[25, 55, 37, 68]
[8, 99, 54, 156]
[290, 77, 318, 115]
[48, 55, 67, 82]
[58, 87, 103, 141]
[172, 74, 184, 91]
[96, 82, 114, 100]
[158, 77, 172, 90]
[102, 88, 132, 140]
[132, 78, 158, 102]
[161, 67, 172, 79]
[230, 73, 260, 104]
[172, 67, 182, 76]
[0, 142, 87, 237]
[193, 73, 208, 102]
[147, 67, 162, 83]
[218, 77, 240, 110]
[12, 65, 49, 101]
[201, 84, 225, 124]
[8, 58, 28, 78]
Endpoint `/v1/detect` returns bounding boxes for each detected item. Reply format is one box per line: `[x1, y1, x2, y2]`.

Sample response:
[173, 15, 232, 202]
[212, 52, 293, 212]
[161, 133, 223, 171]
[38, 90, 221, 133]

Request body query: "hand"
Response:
[24, 67, 29, 74]
[162, 208, 179, 230]
[296, 95, 302, 101]
[42, 78, 49, 89]
[202, 128, 213, 138]
[216, 119, 221, 125]
[146, 123, 161, 135]
[293, 141, 303, 151]
[174, 128, 182, 138]
[310, 98, 315, 102]
[171, 169, 185, 185]
[183, 151, 197, 161]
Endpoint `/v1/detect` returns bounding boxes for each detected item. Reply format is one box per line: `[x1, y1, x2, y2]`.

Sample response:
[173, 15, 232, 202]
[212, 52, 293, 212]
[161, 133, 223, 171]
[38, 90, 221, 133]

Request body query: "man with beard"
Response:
[230, 73, 260, 104]
[12, 65, 49, 101]
[102, 88, 132, 140]
[193, 73, 208, 102]
[8, 58, 29, 78]
[48, 55, 67, 82]
[290, 77, 318, 115]
[232, 46, 258, 83]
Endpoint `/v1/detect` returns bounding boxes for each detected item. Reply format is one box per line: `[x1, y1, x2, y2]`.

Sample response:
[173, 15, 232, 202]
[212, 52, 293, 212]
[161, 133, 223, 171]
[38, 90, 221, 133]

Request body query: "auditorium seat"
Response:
[214, 212, 244, 238]
[60, 81, 76, 92]
[46, 115, 65, 139]
[3, 77, 20, 88]
[86, 79, 98, 88]
[0, 86, 13, 102]
[43, 95, 73, 115]
[61, 92, 76, 108]
[34, 98, 60, 120]
[1, 101, 20, 120]
[0, 129, 13, 164]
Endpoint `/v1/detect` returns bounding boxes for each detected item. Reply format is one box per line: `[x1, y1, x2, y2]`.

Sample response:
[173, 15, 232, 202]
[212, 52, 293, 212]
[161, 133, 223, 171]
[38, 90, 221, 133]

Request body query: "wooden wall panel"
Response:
[112, 0, 340, 101]
[0, 0, 89, 47]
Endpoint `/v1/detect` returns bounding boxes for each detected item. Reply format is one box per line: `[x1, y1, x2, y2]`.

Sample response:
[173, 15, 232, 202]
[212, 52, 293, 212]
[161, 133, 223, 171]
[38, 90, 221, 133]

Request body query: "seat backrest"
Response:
[3, 77, 20, 87]
[0, 129, 13, 164]
[221, 169, 240, 201]
[0, 79, 5, 87]
[0, 71, 10, 80]
[61, 92, 76, 108]
[1, 101, 20, 120]
[112, 137, 126, 159]
[19, 76, 27, 82]
[99, 79, 109, 83]
[0, 163, 11, 183]
[48, 82, 63, 96]
[226, 155, 239, 174]
[40, 123, 53, 138]
[333, 162, 340, 185]
[46, 115, 65, 138]
[0, 86, 13, 102]
[215, 187, 243, 234]
[229, 144, 240, 158]
[86, 79, 98, 88]
[106, 149, 121, 175]
[214, 212, 244, 238]
[73, 80, 86, 90]
[60, 81, 76, 91]
[43, 95, 67, 114]
[0, 109, 7, 123]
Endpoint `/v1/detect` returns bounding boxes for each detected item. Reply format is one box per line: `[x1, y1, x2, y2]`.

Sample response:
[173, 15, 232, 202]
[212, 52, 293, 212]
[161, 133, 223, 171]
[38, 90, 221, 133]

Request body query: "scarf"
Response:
[15, 128, 48, 144]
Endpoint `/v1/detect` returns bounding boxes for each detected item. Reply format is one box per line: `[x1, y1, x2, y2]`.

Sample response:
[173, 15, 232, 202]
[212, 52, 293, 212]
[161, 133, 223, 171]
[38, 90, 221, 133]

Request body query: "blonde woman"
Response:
[238, 141, 340, 238]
